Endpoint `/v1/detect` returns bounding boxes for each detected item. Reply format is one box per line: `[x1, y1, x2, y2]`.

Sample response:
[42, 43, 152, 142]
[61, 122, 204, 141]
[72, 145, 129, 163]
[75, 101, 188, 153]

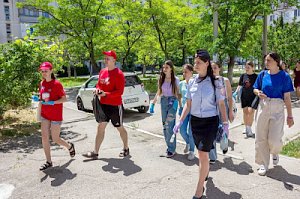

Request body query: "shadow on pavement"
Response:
[166, 153, 199, 166]
[0, 127, 82, 153]
[204, 177, 242, 199]
[100, 156, 142, 176]
[40, 159, 77, 187]
[210, 157, 254, 175]
[63, 115, 95, 125]
[267, 165, 300, 190]
[123, 109, 151, 122]
[0, 134, 41, 153]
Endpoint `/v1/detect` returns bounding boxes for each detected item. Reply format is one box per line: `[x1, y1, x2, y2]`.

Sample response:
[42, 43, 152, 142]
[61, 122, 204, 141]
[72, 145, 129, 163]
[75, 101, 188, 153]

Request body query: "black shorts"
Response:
[99, 103, 123, 127]
[190, 115, 219, 152]
[241, 93, 257, 109]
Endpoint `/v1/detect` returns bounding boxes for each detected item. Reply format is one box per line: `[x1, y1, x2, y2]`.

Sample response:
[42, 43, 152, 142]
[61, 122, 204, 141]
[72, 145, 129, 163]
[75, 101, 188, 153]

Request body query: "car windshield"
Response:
[125, 75, 141, 87]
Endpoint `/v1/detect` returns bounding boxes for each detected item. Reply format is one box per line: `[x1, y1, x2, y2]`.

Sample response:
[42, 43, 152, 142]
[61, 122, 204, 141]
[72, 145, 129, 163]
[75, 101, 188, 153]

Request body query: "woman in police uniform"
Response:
[174, 50, 228, 199]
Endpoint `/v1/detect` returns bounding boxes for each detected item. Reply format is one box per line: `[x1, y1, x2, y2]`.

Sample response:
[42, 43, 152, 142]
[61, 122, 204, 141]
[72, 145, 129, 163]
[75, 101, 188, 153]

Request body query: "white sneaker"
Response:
[273, 154, 279, 166]
[184, 144, 189, 153]
[187, 152, 195, 161]
[258, 165, 268, 176]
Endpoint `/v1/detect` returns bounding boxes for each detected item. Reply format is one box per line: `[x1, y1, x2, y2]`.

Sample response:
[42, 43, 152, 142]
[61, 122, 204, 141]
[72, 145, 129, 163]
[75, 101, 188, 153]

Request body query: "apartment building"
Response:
[268, 1, 300, 25]
[0, 0, 49, 43]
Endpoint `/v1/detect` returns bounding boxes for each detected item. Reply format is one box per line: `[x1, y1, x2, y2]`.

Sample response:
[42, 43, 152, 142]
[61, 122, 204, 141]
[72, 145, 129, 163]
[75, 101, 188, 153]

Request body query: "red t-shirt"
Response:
[39, 79, 65, 121]
[96, 67, 125, 106]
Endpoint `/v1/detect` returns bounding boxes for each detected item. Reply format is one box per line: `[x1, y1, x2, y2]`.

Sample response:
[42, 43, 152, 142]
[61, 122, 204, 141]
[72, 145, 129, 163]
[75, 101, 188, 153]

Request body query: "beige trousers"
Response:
[255, 98, 285, 167]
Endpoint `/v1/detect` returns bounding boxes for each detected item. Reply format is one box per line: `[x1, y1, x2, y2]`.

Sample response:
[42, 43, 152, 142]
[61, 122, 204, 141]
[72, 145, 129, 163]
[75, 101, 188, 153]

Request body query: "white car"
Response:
[76, 73, 150, 113]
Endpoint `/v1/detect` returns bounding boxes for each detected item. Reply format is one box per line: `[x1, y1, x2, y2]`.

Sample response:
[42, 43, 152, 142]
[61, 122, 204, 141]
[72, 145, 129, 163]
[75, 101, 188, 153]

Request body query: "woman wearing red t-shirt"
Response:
[38, 62, 75, 171]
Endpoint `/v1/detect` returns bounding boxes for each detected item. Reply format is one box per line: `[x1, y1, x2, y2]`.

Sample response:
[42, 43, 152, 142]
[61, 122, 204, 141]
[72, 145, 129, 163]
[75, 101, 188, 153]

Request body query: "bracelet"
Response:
[287, 116, 293, 119]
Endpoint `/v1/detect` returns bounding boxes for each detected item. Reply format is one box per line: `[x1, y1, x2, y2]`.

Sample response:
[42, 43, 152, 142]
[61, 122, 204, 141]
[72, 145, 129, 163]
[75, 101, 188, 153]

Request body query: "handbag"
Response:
[92, 94, 107, 123]
[251, 71, 265, 109]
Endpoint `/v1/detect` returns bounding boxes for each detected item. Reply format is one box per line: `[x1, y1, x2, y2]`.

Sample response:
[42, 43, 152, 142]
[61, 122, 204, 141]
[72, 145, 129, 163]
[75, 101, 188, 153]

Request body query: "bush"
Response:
[0, 37, 64, 118]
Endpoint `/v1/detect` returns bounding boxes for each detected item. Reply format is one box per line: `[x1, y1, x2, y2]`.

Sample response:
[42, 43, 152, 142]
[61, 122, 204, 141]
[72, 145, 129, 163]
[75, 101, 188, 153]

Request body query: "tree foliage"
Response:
[0, 37, 64, 117]
[268, 18, 300, 68]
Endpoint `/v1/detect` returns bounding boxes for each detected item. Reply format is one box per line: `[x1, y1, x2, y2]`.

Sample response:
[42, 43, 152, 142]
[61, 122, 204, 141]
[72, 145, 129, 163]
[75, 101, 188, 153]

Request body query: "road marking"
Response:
[0, 184, 15, 199]
[64, 105, 244, 160]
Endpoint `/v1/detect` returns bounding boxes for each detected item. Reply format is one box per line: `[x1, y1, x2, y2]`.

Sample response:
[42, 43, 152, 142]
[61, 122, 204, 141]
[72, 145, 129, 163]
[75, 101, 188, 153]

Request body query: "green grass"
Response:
[58, 77, 89, 88]
[281, 137, 300, 158]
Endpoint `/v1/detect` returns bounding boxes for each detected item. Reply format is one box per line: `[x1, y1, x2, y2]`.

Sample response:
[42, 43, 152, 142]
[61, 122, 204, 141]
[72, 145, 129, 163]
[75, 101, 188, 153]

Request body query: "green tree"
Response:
[203, 0, 299, 82]
[18, 0, 108, 75]
[268, 18, 300, 68]
[106, 0, 150, 68]
[0, 37, 64, 118]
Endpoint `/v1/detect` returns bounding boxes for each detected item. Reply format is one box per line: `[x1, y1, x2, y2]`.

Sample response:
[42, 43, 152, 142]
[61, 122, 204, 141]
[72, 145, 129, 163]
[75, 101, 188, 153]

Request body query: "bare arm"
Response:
[54, 95, 67, 104]
[179, 99, 191, 122]
[225, 79, 234, 122]
[218, 100, 227, 123]
[284, 92, 294, 128]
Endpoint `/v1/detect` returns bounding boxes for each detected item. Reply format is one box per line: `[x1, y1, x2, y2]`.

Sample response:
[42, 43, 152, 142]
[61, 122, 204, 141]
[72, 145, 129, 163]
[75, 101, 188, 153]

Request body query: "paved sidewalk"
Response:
[0, 102, 299, 199]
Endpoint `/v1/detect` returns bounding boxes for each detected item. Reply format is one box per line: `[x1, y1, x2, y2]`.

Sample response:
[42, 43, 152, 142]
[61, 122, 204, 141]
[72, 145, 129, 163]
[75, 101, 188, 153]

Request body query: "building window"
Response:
[6, 23, 11, 33]
[270, 15, 275, 21]
[4, 6, 10, 20]
[19, 7, 39, 17]
[42, 12, 49, 18]
[4, 0, 9, 3]
[6, 23, 11, 39]
[294, 9, 300, 18]
[105, 15, 113, 20]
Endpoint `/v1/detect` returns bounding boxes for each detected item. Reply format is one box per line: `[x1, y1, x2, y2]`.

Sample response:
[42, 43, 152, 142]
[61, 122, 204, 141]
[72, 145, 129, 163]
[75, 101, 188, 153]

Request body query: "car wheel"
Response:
[77, 97, 85, 111]
[137, 106, 149, 113]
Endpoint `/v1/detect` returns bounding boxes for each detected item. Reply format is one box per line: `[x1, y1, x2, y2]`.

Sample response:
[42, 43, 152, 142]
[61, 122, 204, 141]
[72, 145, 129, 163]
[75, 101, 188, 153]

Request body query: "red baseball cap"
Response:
[102, 50, 117, 60]
[39, 62, 53, 70]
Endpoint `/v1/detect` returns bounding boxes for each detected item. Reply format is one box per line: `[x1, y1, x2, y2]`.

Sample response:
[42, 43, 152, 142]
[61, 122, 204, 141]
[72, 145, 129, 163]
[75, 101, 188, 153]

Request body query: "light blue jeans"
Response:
[179, 113, 195, 152]
[160, 96, 177, 153]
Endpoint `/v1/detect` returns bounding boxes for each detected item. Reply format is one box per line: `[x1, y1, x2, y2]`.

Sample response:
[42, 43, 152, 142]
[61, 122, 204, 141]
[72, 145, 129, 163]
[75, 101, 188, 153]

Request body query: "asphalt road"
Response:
[0, 88, 300, 199]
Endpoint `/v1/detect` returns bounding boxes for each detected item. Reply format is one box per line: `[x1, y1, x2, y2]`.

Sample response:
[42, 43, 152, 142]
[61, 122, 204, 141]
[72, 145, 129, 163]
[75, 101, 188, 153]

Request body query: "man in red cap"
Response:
[83, 50, 130, 159]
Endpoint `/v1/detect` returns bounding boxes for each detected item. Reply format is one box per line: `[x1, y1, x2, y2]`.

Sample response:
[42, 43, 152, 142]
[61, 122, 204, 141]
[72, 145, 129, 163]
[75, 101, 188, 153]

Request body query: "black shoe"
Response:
[119, 148, 129, 157]
[209, 159, 216, 164]
[223, 148, 228, 154]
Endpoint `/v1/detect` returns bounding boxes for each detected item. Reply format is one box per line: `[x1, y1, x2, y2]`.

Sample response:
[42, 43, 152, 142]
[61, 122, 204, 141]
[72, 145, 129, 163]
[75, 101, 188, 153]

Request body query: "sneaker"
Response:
[246, 128, 254, 138]
[82, 151, 98, 159]
[187, 151, 195, 161]
[184, 144, 189, 153]
[209, 159, 216, 164]
[258, 165, 268, 176]
[119, 148, 130, 157]
[273, 154, 279, 166]
[166, 151, 175, 158]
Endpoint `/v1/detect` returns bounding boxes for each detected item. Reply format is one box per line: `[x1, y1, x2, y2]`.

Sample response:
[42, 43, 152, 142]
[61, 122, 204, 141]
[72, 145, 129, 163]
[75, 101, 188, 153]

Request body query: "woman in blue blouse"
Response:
[174, 50, 228, 199]
[253, 52, 294, 176]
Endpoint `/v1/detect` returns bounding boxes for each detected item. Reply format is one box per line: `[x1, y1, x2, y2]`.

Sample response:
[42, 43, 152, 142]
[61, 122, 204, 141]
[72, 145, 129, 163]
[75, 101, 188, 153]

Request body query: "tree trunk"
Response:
[67, 65, 71, 77]
[74, 66, 77, 78]
[89, 52, 98, 76]
[227, 55, 235, 84]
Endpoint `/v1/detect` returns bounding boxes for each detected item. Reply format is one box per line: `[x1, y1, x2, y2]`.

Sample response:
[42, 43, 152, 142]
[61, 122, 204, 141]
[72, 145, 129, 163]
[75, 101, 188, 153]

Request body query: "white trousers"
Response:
[255, 98, 285, 167]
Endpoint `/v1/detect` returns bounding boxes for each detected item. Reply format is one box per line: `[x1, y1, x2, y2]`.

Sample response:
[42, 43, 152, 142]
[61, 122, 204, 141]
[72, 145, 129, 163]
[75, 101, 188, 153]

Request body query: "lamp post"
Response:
[213, 1, 218, 62]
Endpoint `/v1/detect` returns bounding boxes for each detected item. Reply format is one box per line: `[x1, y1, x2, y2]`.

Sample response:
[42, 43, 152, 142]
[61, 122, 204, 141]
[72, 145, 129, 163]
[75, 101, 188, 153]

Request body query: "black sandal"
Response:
[119, 148, 129, 157]
[68, 142, 75, 158]
[40, 161, 52, 171]
[82, 151, 98, 159]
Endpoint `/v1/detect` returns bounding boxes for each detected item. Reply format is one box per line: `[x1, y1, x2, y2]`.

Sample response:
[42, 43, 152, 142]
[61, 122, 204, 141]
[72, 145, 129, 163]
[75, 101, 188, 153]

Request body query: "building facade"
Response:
[268, 1, 300, 25]
[0, 0, 49, 43]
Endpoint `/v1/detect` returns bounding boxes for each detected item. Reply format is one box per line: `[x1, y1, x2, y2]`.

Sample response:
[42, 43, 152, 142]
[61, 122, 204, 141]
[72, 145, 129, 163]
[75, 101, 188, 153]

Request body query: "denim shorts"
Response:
[41, 116, 62, 125]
